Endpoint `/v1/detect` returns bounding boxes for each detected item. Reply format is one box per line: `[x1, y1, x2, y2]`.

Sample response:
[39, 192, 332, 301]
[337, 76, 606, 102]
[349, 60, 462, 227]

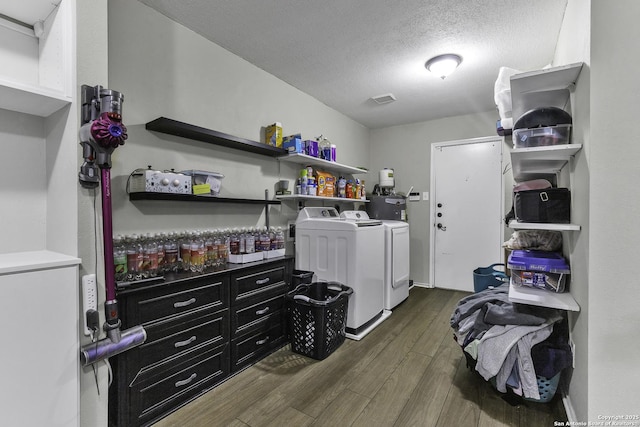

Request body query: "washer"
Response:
[342, 211, 410, 311]
[295, 207, 387, 340]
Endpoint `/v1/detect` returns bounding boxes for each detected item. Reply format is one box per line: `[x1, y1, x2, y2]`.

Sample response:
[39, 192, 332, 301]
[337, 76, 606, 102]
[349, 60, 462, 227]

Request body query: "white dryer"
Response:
[295, 207, 387, 340]
[342, 211, 410, 310]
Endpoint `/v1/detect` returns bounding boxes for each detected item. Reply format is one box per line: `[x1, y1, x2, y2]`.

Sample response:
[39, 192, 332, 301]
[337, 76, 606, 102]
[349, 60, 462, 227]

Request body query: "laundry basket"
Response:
[286, 282, 352, 360]
[290, 269, 314, 290]
[473, 263, 508, 292]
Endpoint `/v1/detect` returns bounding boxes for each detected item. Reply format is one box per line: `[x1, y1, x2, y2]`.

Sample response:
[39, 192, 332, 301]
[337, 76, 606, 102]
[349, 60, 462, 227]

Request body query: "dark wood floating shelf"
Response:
[129, 192, 281, 205]
[145, 117, 288, 157]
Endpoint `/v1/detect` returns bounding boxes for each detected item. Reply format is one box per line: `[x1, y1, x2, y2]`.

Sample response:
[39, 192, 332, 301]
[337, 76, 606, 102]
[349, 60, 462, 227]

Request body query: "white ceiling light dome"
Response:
[425, 54, 463, 79]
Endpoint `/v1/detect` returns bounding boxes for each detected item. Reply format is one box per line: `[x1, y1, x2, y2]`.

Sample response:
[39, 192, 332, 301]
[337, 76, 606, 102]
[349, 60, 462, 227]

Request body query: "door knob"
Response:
[437, 223, 446, 231]
[437, 213, 442, 217]
[437, 203, 443, 208]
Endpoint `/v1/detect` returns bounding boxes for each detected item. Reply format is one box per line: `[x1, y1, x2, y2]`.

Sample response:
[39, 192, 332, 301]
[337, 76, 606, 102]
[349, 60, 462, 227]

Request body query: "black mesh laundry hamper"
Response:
[286, 282, 353, 360]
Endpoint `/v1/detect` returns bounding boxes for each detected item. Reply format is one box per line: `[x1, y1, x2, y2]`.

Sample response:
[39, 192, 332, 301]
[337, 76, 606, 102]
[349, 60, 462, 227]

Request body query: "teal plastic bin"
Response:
[473, 263, 507, 292]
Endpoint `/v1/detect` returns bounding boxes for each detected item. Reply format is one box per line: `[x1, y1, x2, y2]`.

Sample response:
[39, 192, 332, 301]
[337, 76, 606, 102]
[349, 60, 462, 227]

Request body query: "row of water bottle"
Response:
[113, 227, 286, 282]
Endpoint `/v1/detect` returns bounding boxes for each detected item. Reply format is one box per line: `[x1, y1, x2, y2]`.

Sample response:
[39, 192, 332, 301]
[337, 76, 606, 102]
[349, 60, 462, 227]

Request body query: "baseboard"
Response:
[562, 392, 577, 424]
[411, 281, 433, 289]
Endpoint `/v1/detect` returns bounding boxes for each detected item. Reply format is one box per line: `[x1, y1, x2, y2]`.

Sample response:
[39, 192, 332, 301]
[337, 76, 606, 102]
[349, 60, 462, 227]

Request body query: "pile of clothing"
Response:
[450, 284, 572, 401]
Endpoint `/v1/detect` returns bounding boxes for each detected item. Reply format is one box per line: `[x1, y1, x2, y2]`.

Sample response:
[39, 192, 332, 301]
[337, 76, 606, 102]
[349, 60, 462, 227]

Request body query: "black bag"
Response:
[514, 188, 571, 223]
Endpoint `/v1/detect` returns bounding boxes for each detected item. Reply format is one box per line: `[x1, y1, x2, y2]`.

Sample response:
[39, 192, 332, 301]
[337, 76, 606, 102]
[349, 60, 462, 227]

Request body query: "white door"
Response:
[430, 136, 503, 291]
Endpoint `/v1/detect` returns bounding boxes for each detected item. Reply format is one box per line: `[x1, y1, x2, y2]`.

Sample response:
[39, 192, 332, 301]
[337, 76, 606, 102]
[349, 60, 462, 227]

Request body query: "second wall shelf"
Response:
[129, 192, 281, 205]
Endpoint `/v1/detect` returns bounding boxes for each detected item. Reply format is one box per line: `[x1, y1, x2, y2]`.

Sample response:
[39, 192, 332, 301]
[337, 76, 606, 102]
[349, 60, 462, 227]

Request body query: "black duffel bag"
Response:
[514, 188, 571, 223]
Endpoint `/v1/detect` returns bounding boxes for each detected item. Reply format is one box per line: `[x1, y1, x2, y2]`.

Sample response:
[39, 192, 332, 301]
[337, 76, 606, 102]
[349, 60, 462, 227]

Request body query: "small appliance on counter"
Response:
[128, 166, 192, 194]
[367, 168, 407, 221]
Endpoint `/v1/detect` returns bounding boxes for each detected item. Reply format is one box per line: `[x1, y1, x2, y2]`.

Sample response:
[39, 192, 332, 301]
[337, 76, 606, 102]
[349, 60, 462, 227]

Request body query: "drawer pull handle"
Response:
[256, 336, 269, 346]
[255, 277, 270, 285]
[255, 306, 270, 315]
[174, 297, 196, 308]
[175, 373, 197, 388]
[174, 336, 197, 348]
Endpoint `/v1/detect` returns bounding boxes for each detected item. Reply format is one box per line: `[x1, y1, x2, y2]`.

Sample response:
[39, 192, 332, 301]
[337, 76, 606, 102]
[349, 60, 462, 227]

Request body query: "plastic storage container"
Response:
[286, 282, 352, 360]
[508, 250, 570, 293]
[512, 124, 572, 149]
[180, 170, 224, 196]
[473, 263, 508, 293]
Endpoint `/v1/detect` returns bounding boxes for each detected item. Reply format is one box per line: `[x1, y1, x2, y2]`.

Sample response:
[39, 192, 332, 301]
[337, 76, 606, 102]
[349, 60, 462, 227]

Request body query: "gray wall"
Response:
[589, 0, 640, 418]
[369, 111, 498, 285]
[552, 0, 591, 421]
[78, 1, 371, 425]
[107, 0, 370, 239]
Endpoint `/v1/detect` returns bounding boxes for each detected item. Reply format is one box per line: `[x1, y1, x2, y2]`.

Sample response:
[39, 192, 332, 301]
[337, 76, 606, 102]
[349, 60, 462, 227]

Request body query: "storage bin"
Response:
[286, 282, 352, 360]
[473, 263, 507, 292]
[508, 250, 570, 292]
[489, 371, 561, 403]
[180, 170, 224, 196]
[512, 124, 571, 149]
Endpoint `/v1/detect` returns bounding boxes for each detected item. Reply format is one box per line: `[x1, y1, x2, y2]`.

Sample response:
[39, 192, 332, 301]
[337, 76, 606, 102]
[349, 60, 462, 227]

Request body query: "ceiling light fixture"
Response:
[425, 54, 462, 79]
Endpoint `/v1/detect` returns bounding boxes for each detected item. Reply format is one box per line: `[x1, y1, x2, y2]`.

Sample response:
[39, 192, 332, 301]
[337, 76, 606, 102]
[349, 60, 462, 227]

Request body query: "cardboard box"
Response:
[265, 122, 283, 147]
[283, 136, 304, 153]
[315, 171, 336, 197]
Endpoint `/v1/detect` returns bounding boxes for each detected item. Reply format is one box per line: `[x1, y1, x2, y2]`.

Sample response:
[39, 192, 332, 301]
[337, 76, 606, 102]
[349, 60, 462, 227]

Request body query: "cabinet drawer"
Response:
[134, 277, 228, 324]
[139, 308, 229, 369]
[231, 323, 286, 372]
[133, 342, 230, 426]
[231, 264, 286, 304]
[231, 294, 285, 336]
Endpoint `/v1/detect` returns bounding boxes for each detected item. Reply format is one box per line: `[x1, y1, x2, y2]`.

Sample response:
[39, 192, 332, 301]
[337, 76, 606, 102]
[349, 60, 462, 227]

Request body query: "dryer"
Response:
[342, 211, 410, 310]
[295, 207, 386, 340]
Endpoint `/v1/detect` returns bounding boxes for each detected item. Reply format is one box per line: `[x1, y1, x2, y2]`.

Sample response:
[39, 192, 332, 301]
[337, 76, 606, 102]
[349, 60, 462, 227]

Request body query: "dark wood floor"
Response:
[154, 287, 566, 427]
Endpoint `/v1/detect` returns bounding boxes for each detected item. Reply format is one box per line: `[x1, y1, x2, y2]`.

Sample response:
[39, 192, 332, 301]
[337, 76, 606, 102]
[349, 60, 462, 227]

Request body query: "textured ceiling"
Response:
[138, 0, 568, 129]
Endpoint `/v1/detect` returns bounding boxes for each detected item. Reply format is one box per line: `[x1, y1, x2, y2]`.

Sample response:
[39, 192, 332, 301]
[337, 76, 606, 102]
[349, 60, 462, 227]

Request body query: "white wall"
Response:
[589, 0, 640, 418]
[369, 110, 498, 285]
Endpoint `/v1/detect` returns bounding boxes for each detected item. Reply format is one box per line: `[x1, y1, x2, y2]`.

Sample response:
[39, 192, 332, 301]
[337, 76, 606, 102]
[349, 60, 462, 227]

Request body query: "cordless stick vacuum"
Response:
[79, 84, 147, 366]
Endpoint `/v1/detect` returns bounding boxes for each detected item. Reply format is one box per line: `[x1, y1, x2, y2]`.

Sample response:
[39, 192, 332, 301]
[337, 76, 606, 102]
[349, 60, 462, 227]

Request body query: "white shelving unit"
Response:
[508, 282, 579, 312]
[0, 1, 79, 426]
[0, 1, 73, 116]
[278, 152, 368, 175]
[510, 62, 583, 124]
[277, 152, 368, 206]
[507, 63, 584, 313]
[511, 144, 582, 181]
[509, 221, 580, 231]
[276, 194, 368, 203]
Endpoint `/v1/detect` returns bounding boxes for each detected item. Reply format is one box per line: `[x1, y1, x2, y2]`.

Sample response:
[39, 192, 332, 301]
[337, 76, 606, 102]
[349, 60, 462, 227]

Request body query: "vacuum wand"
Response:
[79, 85, 146, 366]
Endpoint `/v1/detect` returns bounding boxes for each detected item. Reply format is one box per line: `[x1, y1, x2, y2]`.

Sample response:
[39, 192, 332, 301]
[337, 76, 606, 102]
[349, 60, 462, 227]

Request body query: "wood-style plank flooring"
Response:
[154, 287, 566, 427]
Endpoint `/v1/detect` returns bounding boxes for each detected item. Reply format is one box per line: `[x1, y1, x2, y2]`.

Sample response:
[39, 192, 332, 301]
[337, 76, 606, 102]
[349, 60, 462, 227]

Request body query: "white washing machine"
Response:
[295, 207, 388, 340]
[343, 211, 410, 311]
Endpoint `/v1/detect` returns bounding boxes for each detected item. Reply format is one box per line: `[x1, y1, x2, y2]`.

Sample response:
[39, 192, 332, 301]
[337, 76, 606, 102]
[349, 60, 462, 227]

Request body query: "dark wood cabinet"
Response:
[109, 257, 293, 426]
